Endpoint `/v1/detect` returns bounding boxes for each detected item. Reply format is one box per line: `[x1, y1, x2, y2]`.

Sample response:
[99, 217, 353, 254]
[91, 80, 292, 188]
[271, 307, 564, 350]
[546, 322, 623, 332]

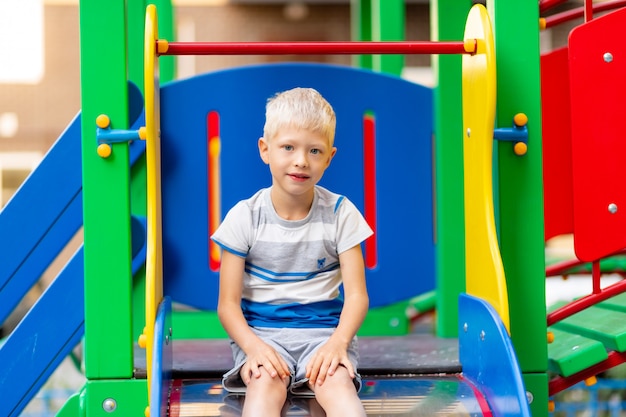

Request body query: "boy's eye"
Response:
[310, 148, 321, 155]
[283, 145, 293, 151]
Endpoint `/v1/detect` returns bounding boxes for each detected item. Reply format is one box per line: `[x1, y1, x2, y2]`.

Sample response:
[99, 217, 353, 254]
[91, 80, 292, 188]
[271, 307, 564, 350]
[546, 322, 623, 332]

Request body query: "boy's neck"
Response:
[270, 187, 314, 221]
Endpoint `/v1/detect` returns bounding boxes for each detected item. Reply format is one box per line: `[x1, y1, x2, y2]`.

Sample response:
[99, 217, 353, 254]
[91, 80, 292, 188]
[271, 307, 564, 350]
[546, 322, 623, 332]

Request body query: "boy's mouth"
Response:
[288, 172, 310, 181]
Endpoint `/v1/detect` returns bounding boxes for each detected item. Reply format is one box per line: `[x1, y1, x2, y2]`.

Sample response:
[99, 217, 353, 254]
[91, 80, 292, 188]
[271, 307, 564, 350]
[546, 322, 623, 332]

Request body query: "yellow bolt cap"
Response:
[138, 333, 147, 349]
[97, 143, 112, 158]
[96, 114, 110, 129]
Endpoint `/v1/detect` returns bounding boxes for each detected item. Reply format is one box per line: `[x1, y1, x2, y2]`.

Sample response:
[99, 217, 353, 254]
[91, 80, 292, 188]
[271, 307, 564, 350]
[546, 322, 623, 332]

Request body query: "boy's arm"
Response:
[306, 244, 369, 385]
[217, 250, 291, 382]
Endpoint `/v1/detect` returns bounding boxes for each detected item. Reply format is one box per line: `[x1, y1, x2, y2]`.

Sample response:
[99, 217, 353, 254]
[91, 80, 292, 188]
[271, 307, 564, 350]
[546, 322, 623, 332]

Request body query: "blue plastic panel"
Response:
[159, 62, 435, 310]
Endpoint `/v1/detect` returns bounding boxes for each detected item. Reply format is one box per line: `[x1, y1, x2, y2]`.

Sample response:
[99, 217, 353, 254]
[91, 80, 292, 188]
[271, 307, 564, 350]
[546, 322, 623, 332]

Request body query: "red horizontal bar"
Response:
[160, 41, 471, 56]
[539, 0, 568, 14]
[546, 278, 626, 326]
[543, 0, 626, 28]
[549, 351, 626, 396]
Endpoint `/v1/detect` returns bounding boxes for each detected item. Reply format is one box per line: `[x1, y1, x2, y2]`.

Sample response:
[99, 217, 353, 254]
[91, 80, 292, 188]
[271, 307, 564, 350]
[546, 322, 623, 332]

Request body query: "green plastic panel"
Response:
[548, 327, 608, 377]
[553, 306, 626, 352]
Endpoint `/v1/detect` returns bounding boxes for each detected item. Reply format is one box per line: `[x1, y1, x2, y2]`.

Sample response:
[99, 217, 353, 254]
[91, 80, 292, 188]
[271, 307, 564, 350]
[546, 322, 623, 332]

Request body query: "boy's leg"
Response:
[311, 367, 366, 417]
[242, 367, 290, 417]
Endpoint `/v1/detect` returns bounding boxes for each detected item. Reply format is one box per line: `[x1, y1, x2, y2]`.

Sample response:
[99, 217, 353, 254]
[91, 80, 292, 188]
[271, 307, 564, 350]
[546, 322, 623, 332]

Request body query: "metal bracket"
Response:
[493, 113, 528, 156]
[96, 114, 146, 158]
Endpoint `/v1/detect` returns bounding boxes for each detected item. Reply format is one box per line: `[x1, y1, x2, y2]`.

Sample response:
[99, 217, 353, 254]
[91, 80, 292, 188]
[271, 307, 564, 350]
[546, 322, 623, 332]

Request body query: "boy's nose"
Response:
[294, 152, 308, 167]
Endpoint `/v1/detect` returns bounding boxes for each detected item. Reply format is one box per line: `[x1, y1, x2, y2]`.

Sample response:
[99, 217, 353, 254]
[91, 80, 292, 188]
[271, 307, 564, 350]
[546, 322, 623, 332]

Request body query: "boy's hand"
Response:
[241, 342, 291, 385]
[305, 339, 355, 387]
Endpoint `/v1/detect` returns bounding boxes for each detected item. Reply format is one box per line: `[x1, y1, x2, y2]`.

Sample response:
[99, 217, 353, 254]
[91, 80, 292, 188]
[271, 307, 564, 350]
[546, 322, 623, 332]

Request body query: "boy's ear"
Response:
[327, 146, 337, 166]
[258, 137, 270, 164]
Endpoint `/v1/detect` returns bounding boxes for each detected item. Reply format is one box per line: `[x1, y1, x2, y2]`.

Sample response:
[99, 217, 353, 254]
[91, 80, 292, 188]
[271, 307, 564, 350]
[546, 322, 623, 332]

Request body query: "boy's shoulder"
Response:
[315, 185, 349, 213]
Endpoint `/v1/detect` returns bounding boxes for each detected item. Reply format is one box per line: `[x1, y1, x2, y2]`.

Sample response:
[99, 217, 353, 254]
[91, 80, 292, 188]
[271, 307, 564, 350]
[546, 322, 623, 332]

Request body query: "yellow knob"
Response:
[97, 143, 112, 158]
[138, 126, 147, 140]
[513, 113, 528, 127]
[584, 376, 597, 387]
[138, 333, 147, 349]
[514, 142, 528, 156]
[96, 114, 110, 129]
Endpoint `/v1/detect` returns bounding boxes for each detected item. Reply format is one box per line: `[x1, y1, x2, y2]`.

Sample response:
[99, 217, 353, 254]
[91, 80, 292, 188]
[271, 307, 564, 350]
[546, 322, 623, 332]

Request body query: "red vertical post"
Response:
[363, 112, 377, 269]
[208, 111, 221, 271]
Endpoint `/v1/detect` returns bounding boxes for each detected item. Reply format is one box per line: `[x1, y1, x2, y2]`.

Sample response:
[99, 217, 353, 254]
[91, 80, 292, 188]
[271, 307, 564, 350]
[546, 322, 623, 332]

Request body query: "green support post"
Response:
[350, 0, 373, 69]
[80, 0, 134, 381]
[431, 0, 472, 338]
[351, 0, 404, 75]
[127, 1, 147, 92]
[371, 0, 405, 76]
[489, 1, 548, 416]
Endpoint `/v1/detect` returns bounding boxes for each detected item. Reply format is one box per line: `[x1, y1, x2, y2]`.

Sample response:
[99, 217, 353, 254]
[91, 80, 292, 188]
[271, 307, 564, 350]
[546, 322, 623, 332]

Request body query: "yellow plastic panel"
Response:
[143, 4, 163, 398]
[462, 4, 510, 331]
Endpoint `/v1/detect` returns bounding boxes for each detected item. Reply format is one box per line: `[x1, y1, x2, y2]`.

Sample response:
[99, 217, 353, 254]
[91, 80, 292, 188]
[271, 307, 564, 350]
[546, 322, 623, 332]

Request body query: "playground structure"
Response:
[2, 0, 626, 416]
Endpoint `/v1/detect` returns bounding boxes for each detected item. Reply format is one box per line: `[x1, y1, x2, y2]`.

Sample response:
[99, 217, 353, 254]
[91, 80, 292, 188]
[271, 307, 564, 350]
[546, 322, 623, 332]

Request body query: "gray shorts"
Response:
[223, 327, 361, 397]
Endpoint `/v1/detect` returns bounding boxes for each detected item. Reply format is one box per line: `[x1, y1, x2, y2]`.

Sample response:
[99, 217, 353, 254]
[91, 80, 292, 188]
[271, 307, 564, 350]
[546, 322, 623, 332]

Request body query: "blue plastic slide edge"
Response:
[458, 293, 531, 417]
[150, 296, 173, 417]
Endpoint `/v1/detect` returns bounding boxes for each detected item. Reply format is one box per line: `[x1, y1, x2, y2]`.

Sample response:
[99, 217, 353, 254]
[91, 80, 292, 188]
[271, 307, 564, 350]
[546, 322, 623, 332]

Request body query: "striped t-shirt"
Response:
[211, 185, 373, 328]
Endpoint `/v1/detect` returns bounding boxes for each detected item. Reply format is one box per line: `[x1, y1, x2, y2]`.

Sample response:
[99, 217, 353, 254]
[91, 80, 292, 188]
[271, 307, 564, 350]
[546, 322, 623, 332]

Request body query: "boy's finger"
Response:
[262, 361, 278, 377]
[326, 358, 340, 376]
[342, 359, 356, 378]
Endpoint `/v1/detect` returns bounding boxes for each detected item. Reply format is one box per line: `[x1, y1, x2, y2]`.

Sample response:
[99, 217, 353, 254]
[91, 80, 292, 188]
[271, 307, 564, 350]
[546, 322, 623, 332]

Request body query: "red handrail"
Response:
[542, 0, 626, 28]
[158, 41, 473, 56]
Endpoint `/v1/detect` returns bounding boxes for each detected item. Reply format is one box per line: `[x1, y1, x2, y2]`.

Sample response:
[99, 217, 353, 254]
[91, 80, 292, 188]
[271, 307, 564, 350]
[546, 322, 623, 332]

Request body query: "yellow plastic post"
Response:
[461, 4, 510, 331]
[142, 4, 164, 402]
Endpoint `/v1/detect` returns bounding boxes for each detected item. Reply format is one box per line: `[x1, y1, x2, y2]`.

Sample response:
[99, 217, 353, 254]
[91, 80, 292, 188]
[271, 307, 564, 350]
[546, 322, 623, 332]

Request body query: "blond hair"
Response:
[263, 87, 336, 145]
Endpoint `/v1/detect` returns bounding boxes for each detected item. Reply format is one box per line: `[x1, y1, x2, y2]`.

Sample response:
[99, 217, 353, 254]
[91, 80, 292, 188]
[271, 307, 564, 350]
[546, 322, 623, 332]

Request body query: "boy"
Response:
[211, 87, 372, 417]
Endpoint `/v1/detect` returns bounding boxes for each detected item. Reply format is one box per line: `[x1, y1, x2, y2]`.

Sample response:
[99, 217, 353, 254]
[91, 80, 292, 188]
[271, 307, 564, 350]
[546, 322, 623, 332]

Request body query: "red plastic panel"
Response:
[541, 47, 574, 241]
[569, 8, 626, 261]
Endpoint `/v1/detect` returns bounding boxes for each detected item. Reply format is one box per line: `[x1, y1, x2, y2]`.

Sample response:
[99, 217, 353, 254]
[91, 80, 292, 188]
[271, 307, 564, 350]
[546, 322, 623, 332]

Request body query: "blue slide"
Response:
[0, 83, 146, 417]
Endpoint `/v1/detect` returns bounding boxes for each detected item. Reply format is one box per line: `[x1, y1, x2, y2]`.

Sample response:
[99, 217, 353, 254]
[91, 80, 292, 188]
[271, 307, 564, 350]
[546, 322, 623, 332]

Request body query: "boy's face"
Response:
[258, 127, 336, 199]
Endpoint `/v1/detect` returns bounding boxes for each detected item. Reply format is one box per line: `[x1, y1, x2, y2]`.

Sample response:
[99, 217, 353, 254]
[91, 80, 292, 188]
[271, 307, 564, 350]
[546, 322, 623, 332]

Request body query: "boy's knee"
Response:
[246, 370, 289, 397]
[313, 371, 357, 398]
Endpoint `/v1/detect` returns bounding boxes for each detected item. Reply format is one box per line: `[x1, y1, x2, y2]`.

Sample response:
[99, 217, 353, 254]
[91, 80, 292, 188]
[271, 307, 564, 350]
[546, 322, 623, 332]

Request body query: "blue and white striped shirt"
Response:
[211, 186, 373, 328]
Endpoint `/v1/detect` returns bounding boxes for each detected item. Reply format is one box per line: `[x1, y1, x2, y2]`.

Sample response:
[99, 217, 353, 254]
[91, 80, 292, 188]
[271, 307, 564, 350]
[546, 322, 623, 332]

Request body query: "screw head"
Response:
[604, 52, 614, 63]
[103, 398, 117, 413]
[609, 203, 618, 214]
